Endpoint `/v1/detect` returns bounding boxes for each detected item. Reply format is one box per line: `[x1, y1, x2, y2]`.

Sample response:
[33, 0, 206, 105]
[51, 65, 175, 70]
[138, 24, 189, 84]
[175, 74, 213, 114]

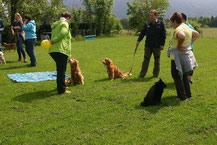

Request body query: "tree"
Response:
[127, 0, 169, 32]
[71, 7, 82, 36]
[83, 0, 115, 36]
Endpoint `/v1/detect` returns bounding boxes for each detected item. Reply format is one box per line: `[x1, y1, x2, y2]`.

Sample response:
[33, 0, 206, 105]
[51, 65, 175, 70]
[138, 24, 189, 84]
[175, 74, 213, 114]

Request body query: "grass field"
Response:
[0, 28, 217, 144]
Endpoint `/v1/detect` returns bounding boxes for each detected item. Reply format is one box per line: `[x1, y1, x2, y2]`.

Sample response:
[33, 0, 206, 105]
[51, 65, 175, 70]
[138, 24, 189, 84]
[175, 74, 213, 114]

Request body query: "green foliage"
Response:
[83, 0, 116, 36]
[2, 0, 67, 27]
[0, 29, 217, 144]
[127, 0, 169, 32]
[71, 7, 83, 36]
[120, 18, 130, 30]
[196, 16, 217, 28]
[188, 20, 202, 34]
[110, 18, 123, 35]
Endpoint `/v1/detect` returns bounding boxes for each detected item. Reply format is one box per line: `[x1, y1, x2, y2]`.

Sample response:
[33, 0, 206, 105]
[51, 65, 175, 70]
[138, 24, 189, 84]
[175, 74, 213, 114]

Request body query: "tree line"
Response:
[1, 0, 216, 41]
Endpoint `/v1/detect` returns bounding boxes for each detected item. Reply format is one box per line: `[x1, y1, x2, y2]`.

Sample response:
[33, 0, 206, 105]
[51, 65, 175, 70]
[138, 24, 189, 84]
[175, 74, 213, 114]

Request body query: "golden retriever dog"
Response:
[66, 58, 84, 86]
[2, 42, 16, 52]
[0, 51, 6, 64]
[102, 58, 131, 80]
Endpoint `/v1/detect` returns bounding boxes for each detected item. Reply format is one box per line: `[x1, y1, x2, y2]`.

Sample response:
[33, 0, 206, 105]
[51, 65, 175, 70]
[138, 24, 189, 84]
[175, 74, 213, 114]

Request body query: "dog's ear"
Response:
[107, 58, 112, 64]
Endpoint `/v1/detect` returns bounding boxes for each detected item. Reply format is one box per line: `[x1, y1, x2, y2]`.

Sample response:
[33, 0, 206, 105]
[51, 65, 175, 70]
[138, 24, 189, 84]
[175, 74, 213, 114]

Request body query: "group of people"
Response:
[0, 13, 37, 67]
[0, 12, 72, 95]
[136, 10, 199, 101]
[1, 10, 200, 99]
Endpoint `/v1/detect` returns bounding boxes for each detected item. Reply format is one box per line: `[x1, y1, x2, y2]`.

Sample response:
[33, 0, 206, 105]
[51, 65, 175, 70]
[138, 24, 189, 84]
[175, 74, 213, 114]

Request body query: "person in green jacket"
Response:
[49, 12, 72, 94]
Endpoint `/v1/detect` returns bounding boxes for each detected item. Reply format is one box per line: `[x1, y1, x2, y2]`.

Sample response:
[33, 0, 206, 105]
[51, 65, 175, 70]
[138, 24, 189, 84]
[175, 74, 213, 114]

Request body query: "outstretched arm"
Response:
[177, 31, 186, 52]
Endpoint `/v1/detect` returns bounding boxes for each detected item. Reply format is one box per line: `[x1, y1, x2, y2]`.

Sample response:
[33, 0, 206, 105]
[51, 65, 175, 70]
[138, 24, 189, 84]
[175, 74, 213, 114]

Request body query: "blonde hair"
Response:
[15, 13, 22, 21]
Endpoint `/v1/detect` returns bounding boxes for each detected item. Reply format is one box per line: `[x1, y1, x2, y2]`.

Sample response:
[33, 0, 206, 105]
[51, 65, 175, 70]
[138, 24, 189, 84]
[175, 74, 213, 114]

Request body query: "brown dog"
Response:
[102, 58, 131, 80]
[66, 58, 84, 86]
[2, 42, 16, 52]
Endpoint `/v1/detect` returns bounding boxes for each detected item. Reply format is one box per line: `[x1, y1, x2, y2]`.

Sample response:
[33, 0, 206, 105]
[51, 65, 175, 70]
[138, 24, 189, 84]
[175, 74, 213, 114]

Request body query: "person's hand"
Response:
[24, 19, 28, 25]
[178, 45, 186, 52]
[10, 26, 13, 30]
[50, 40, 54, 44]
[160, 45, 164, 50]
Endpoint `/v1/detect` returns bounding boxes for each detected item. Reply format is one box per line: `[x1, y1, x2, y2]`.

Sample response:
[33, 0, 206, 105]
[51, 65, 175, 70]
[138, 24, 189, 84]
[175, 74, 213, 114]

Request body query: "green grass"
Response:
[0, 29, 217, 144]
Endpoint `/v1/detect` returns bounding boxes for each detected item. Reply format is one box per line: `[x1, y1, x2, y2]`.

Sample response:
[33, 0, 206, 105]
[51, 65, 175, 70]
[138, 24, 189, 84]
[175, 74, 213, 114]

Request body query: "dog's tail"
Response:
[123, 72, 132, 77]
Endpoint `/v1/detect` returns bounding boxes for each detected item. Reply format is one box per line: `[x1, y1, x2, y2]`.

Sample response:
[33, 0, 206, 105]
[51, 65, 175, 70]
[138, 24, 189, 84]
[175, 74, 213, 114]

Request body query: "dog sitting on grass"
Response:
[2, 42, 16, 52]
[102, 58, 131, 80]
[0, 51, 6, 64]
[140, 78, 167, 107]
[66, 58, 84, 86]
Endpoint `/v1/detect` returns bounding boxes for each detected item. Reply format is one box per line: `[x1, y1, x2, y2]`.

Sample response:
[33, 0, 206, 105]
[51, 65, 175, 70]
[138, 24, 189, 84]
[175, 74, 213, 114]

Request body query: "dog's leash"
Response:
[129, 45, 138, 74]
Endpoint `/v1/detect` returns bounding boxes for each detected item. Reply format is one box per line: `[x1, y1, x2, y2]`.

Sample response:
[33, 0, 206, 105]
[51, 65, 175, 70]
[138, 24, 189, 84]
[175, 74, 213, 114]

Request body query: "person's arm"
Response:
[192, 30, 200, 42]
[137, 23, 147, 42]
[51, 23, 69, 44]
[160, 22, 166, 50]
[10, 26, 15, 36]
[177, 31, 186, 52]
[136, 23, 147, 47]
[22, 19, 32, 31]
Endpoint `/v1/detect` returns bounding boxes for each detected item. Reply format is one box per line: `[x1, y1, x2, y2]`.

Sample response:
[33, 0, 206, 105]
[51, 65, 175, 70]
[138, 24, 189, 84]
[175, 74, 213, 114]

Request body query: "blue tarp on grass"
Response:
[7, 71, 70, 83]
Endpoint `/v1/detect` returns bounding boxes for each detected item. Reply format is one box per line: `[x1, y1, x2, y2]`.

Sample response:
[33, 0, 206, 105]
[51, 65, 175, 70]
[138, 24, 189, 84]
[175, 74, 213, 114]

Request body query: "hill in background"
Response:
[64, 0, 217, 18]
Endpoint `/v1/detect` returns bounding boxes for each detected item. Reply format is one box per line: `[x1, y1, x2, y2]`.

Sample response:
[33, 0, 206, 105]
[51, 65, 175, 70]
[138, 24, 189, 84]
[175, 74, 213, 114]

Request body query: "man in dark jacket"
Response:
[136, 9, 166, 78]
[0, 19, 4, 52]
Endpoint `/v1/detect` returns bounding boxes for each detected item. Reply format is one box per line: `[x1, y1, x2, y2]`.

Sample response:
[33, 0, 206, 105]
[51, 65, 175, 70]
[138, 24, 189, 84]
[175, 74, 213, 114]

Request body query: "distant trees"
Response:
[83, 0, 122, 36]
[1, 0, 67, 26]
[196, 16, 217, 27]
[127, 0, 169, 32]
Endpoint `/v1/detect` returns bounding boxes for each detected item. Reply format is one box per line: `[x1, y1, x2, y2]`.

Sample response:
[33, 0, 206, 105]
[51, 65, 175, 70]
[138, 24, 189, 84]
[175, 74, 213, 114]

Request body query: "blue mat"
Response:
[7, 71, 70, 83]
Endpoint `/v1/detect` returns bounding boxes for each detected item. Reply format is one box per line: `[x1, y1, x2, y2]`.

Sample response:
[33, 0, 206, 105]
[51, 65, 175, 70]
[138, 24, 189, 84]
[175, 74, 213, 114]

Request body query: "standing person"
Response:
[136, 9, 166, 78]
[0, 18, 4, 52]
[181, 13, 196, 84]
[49, 12, 72, 94]
[22, 14, 37, 67]
[181, 13, 195, 50]
[168, 12, 200, 101]
[11, 13, 27, 62]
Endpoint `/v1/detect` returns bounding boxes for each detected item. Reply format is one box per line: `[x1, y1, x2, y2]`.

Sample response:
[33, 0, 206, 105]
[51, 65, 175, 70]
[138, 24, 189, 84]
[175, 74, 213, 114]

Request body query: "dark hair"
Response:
[150, 9, 158, 16]
[181, 13, 187, 21]
[61, 12, 71, 19]
[24, 14, 32, 21]
[169, 12, 182, 24]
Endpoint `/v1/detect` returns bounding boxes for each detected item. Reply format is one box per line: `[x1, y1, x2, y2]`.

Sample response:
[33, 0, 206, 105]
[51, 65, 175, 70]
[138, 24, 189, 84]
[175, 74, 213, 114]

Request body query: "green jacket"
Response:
[49, 20, 72, 57]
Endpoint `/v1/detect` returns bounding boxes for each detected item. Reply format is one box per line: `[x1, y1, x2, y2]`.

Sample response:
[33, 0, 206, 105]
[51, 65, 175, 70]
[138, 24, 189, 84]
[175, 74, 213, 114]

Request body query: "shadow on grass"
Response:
[4, 60, 17, 64]
[13, 89, 57, 103]
[1, 65, 27, 70]
[121, 76, 153, 83]
[94, 78, 109, 82]
[135, 95, 180, 114]
[166, 82, 176, 90]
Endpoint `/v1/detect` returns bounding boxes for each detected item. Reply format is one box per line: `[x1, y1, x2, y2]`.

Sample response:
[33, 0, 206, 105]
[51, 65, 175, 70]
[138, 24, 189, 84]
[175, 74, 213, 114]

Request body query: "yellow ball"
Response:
[41, 40, 51, 49]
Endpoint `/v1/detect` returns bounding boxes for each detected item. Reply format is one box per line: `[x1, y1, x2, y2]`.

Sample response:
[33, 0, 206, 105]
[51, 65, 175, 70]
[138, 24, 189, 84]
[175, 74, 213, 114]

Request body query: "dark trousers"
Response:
[171, 60, 191, 100]
[25, 39, 36, 66]
[139, 47, 161, 77]
[50, 52, 68, 94]
[17, 36, 26, 60]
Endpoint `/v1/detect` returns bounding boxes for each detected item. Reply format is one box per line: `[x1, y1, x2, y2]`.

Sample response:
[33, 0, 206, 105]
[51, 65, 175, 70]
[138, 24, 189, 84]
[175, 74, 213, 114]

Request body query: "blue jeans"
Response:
[25, 39, 36, 66]
[17, 36, 26, 60]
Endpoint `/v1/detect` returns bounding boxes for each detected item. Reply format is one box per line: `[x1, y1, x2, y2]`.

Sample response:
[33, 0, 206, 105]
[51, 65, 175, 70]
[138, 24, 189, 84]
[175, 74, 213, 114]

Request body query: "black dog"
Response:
[140, 78, 167, 107]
